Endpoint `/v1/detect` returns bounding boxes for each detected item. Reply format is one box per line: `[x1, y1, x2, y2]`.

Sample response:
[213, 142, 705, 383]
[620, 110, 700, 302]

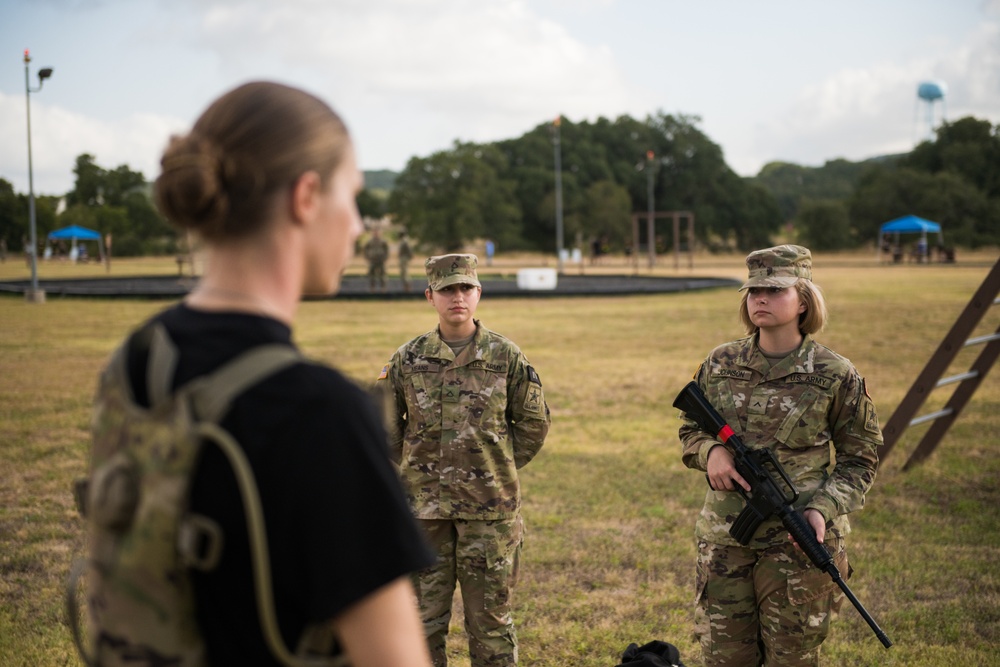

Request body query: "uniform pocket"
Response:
[785, 544, 848, 657]
[787, 545, 848, 606]
[467, 370, 507, 430]
[480, 516, 523, 614]
[775, 388, 832, 448]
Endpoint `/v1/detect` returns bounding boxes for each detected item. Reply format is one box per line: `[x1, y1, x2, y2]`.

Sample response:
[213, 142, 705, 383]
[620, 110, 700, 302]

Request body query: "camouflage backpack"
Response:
[67, 323, 346, 667]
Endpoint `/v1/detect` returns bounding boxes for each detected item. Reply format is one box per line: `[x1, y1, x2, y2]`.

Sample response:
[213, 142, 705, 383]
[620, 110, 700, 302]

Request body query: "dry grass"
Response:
[2, 250, 999, 666]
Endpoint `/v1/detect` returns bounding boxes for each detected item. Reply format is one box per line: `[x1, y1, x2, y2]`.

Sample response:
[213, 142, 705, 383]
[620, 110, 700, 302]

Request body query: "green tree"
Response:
[753, 158, 873, 223]
[493, 112, 782, 253]
[795, 199, 852, 250]
[66, 154, 105, 206]
[356, 189, 386, 219]
[59, 154, 177, 256]
[102, 165, 147, 206]
[850, 166, 992, 248]
[906, 116, 1000, 199]
[580, 180, 632, 249]
[0, 178, 23, 250]
[388, 142, 520, 252]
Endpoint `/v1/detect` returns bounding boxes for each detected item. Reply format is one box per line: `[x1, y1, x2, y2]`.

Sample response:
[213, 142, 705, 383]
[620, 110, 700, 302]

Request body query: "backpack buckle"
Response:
[178, 514, 224, 571]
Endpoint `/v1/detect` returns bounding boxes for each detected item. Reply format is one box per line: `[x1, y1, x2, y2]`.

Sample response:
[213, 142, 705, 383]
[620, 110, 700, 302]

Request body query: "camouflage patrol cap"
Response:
[425, 254, 482, 291]
[741, 244, 812, 290]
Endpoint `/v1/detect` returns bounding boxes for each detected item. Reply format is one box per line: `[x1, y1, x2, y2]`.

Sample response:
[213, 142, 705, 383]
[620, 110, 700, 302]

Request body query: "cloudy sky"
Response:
[1, 0, 998, 195]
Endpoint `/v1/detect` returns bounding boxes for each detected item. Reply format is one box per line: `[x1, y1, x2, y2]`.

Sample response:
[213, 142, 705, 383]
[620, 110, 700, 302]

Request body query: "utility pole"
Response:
[646, 150, 655, 269]
[553, 115, 564, 274]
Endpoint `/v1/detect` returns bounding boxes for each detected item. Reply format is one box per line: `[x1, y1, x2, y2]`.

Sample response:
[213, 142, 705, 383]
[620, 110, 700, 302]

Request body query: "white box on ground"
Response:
[517, 268, 558, 290]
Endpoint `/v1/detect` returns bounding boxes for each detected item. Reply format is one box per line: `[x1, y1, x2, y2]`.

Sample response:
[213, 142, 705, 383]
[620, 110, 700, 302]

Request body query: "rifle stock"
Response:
[674, 381, 892, 649]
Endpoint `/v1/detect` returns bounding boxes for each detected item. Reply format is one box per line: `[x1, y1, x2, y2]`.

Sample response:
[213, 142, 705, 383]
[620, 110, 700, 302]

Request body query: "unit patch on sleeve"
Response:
[523, 385, 543, 413]
[523, 366, 544, 413]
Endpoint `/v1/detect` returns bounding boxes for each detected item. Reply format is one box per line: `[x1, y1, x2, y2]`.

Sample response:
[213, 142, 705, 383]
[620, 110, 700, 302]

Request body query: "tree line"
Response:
[756, 116, 1000, 250]
[381, 112, 779, 253]
[0, 154, 176, 257]
[1, 115, 997, 257]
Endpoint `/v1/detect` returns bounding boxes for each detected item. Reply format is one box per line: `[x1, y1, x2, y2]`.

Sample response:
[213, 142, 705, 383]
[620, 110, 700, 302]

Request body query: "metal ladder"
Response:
[878, 258, 1000, 470]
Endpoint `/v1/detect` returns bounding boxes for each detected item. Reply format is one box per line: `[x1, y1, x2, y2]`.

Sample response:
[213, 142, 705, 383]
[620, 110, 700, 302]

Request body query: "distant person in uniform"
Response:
[398, 231, 414, 292]
[364, 228, 389, 292]
[376, 254, 551, 667]
[679, 245, 881, 667]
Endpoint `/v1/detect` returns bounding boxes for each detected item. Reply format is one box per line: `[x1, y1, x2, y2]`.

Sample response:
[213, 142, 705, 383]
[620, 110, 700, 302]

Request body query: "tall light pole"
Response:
[24, 49, 53, 304]
[552, 115, 565, 274]
[646, 150, 655, 269]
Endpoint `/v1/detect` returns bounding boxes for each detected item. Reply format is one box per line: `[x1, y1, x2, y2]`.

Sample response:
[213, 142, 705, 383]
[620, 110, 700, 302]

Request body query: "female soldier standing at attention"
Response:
[376, 254, 550, 667]
[678, 245, 881, 667]
[115, 81, 434, 666]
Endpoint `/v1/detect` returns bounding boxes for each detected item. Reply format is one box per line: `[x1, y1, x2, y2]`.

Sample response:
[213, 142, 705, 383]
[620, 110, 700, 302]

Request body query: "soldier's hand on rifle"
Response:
[706, 445, 751, 493]
[790, 508, 826, 548]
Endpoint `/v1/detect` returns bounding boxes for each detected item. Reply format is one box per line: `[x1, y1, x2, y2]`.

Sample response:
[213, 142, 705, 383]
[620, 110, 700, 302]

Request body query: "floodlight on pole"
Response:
[24, 49, 53, 304]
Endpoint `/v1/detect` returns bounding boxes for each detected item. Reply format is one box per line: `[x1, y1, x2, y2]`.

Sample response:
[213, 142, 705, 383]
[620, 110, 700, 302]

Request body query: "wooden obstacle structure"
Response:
[879, 259, 1000, 470]
[630, 211, 695, 270]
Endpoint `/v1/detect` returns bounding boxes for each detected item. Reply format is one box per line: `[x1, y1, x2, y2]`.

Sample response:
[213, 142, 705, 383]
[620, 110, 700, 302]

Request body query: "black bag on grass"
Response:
[614, 640, 685, 667]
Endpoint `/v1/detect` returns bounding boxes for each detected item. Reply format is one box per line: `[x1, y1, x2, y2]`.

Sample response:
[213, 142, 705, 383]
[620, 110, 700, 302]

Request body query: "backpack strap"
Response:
[189, 344, 304, 423]
[139, 326, 346, 667]
[187, 351, 348, 667]
[139, 322, 302, 423]
[168, 335, 347, 667]
[147, 324, 180, 409]
[197, 421, 347, 667]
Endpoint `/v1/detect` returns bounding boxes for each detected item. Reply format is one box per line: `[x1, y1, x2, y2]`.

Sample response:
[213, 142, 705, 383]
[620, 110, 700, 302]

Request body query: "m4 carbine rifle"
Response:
[673, 381, 892, 649]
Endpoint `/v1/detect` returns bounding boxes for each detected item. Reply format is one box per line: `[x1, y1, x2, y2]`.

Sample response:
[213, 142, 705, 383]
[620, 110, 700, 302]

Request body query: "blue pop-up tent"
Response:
[877, 215, 943, 262]
[879, 215, 942, 236]
[47, 225, 105, 263]
[48, 224, 102, 241]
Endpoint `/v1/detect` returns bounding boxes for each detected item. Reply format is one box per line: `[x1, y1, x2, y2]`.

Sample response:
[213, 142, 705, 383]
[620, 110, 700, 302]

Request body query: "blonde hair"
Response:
[739, 280, 828, 335]
[154, 81, 350, 242]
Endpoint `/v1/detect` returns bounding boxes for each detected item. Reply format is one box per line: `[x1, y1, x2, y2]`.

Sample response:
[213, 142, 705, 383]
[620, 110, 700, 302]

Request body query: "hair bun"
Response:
[154, 134, 231, 238]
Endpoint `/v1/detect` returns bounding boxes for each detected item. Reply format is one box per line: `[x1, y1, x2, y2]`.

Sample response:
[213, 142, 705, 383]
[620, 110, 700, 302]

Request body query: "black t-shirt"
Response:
[126, 304, 433, 666]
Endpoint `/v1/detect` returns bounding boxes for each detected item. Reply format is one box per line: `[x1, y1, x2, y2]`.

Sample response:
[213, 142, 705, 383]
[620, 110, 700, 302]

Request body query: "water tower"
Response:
[916, 80, 947, 141]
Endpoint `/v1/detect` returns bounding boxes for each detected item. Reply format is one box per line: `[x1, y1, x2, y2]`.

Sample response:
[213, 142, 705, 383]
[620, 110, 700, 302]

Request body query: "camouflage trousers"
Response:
[413, 516, 524, 667]
[367, 261, 386, 289]
[693, 539, 849, 667]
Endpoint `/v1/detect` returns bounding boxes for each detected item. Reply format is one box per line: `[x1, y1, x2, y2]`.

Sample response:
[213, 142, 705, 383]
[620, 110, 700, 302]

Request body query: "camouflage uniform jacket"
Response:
[679, 333, 881, 548]
[398, 239, 413, 263]
[380, 320, 550, 520]
[364, 237, 389, 263]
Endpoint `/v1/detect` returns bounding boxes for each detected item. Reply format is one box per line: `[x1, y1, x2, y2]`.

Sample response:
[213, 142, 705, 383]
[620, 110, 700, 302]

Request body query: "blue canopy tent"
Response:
[47, 225, 106, 263]
[877, 215, 944, 263]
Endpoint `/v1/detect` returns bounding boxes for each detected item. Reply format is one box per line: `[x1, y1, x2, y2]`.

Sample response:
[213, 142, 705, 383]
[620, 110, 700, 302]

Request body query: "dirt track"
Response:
[0, 274, 741, 300]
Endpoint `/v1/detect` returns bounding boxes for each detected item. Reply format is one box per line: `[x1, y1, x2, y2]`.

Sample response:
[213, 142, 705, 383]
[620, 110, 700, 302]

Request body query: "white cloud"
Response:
[3, 0, 998, 191]
[730, 15, 1000, 174]
[178, 0, 645, 165]
[0, 90, 187, 195]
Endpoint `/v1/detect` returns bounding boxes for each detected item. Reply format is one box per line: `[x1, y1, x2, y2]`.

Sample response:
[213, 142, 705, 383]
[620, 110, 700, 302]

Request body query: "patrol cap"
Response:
[425, 253, 481, 291]
[741, 244, 812, 290]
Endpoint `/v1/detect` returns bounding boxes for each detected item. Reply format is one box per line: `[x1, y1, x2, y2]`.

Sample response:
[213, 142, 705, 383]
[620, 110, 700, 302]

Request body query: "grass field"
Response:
[2, 250, 999, 666]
